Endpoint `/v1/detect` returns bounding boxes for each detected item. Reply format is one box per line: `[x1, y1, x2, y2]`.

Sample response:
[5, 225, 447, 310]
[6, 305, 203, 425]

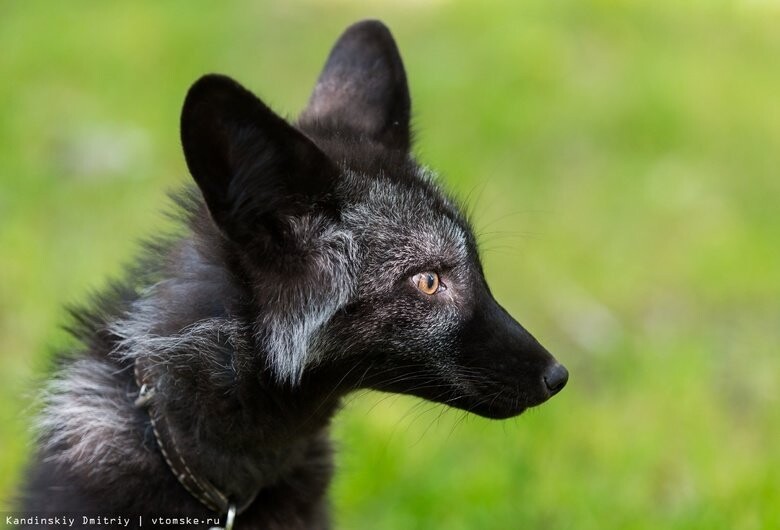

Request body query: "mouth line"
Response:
[453, 376, 565, 418]
[460, 377, 559, 405]
[455, 389, 528, 419]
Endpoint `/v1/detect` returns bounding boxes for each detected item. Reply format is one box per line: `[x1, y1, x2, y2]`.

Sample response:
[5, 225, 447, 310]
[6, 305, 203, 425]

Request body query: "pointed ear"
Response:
[299, 20, 411, 151]
[181, 74, 338, 246]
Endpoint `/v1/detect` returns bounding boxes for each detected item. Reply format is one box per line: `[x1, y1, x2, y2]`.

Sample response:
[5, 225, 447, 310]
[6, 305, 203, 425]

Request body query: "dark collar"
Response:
[133, 357, 259, 520]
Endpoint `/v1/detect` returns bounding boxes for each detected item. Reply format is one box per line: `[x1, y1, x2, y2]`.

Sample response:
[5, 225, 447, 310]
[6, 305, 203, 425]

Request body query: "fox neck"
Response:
[110, 234, 350, 504]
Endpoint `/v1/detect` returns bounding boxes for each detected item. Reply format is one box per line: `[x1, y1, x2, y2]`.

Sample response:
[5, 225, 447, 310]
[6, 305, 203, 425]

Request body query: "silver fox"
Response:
[22, 20, 568, 530]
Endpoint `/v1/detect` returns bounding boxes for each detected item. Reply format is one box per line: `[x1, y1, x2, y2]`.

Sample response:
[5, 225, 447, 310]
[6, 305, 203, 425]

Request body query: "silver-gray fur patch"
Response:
[256, 215, 359, 383]
[37, 359, 142, 475]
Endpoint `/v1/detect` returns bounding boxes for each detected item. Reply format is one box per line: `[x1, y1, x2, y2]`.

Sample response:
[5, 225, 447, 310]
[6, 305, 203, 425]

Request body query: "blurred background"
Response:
[1, 1, 779, 528]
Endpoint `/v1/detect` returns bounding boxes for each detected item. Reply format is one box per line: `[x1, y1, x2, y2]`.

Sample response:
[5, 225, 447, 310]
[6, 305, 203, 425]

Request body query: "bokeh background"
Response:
[1, 1, 779, 528]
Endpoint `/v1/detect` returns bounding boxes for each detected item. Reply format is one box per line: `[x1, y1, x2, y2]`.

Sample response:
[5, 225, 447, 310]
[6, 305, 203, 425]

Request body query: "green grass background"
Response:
[1, 1, 779, 528]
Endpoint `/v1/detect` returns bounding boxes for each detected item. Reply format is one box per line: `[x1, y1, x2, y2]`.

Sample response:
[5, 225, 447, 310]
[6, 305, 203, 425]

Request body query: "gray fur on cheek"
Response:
[259, 217, 360, 384]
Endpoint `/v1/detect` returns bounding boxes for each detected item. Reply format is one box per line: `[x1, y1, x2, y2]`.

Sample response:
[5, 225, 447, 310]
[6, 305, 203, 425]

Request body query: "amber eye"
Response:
[412, 272, 440, 295]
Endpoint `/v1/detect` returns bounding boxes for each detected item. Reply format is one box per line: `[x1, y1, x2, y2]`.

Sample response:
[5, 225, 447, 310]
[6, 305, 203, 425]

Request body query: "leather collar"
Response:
[133, 357, 259, 517]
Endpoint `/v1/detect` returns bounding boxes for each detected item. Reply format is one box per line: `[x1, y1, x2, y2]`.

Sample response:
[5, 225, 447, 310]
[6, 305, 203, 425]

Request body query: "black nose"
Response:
[543, 363, 569, 395]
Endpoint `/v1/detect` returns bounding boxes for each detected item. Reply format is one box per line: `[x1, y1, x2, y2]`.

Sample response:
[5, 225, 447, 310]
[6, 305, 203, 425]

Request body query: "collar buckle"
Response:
[209, 504, 236, 530]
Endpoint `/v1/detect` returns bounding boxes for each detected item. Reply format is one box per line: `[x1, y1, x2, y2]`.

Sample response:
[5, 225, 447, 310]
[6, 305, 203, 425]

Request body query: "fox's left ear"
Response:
[300, 20, 411, 151]
[181, 74, 338, 247]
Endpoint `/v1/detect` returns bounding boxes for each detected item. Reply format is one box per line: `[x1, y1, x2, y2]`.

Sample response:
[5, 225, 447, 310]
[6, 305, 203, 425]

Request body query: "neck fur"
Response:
[40, 233, 346, 507]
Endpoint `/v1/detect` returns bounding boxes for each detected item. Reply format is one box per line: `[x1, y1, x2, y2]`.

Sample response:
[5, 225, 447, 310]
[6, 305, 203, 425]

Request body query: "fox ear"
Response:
[300, 20, 411, 151]
[181, 74, 338, 246]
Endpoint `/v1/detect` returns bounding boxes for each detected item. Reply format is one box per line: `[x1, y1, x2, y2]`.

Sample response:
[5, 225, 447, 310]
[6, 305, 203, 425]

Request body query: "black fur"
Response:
[19, 20, 567, 529]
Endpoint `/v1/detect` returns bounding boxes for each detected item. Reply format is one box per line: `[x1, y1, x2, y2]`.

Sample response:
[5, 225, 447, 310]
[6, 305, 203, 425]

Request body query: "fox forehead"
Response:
[339, 168, 473, 283]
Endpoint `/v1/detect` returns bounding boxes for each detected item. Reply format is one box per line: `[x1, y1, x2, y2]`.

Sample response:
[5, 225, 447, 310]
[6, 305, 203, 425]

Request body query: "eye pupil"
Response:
[413, 272, 440, 295]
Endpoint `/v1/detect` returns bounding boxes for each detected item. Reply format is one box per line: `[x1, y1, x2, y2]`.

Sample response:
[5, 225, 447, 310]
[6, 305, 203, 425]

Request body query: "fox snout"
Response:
[453, 288, 568, 419]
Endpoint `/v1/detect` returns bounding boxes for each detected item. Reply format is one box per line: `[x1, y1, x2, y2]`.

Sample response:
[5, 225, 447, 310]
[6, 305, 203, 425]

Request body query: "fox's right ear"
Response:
[181, 74, 338, 247]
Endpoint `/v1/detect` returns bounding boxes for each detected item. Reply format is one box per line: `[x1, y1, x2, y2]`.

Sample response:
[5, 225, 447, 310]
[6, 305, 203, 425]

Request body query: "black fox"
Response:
[21, 20, 568, 529]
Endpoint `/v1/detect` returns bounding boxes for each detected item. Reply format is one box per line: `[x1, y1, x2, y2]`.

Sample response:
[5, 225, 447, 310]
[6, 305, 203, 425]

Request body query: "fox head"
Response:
[180, 20, 567, 419]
